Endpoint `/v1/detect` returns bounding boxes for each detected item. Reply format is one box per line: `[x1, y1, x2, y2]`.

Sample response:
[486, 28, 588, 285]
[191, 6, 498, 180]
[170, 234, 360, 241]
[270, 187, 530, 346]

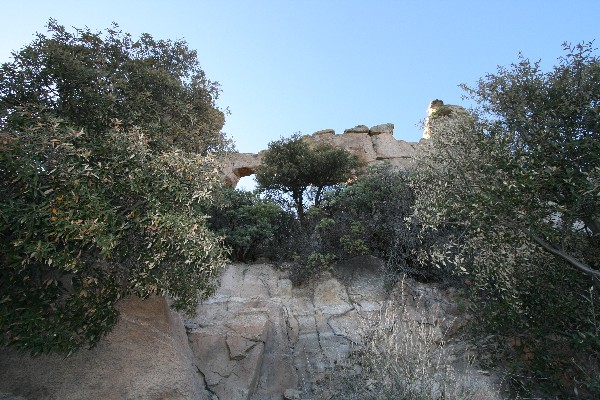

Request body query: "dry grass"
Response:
[327, 290, 502, 400]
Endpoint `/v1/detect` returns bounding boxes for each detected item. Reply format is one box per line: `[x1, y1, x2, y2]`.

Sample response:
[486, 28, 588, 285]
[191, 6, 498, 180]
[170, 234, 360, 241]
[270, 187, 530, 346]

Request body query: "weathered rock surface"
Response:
[220, 123, 418, 187]
[185, 257, 496, 399]
[220, 152, 265, 187]
[185, 257, 389, 400]
[422, 99, 470, 140]
[221, 100, 470, 187]
[0, 257, 497, 400]
[0, 296, 209, 400]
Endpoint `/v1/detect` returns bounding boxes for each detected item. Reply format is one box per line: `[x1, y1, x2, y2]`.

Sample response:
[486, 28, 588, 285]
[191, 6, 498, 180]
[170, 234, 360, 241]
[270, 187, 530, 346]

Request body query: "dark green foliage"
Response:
[279, 164, 445, 285]
[255, 134, 359, 221]
[323, 164, 413, 257]
[320, 164, 447, 282]
[205, 188, 286, 262]
[0, 21, 228, 354]
[0, 19, 230, 154]
[413, 42, 600, 397]
[253, 134, 359, 280]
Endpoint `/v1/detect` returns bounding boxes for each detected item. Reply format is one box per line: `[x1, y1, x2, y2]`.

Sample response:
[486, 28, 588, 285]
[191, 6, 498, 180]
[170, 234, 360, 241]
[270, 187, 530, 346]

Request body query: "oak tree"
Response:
[256, 134, 359, 221]
[0, 21, 229, 354]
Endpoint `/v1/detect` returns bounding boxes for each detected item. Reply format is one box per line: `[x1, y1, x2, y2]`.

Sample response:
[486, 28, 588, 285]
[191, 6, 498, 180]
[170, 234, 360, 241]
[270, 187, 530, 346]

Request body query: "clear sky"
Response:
[1, 1, 598, 165]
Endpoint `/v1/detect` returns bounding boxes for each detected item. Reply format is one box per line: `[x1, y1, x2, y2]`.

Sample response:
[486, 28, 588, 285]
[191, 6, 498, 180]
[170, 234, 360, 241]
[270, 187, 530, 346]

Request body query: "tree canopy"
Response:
[255, 134, 359, 221]
[411, 44, 600, 395]
[0, 21, 229, 354]
[413, 42, 600, 332]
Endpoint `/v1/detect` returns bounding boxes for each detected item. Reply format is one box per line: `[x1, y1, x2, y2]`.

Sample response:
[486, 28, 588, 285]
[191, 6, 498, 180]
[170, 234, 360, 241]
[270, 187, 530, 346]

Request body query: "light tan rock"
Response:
[422, 99, 470, 139]
[184, 262, 385, 398]
[185, 261, 501, 399]
[227, 334, 259, 360]
[368, 123, 394, 135]
[188, 329, 265, 400]
[220, 100, 471, 187]
[313, 129, 335, 136]
[313, 277, 353, 315]
[0, 296, 208, 400]
[219, 152, 264, 187]
[343, 124, 370, 134]
[220, 120, 418, 187]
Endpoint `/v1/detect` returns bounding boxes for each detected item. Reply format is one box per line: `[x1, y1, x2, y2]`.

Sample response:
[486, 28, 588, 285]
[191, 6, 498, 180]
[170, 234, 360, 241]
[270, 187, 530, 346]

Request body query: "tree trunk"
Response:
[293, 190, 304, 222]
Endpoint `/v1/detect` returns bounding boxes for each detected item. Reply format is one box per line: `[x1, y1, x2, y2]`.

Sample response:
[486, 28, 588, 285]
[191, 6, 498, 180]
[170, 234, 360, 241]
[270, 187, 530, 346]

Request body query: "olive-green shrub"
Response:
[0, 21, 228, 354]
[205, 188, 286, 262]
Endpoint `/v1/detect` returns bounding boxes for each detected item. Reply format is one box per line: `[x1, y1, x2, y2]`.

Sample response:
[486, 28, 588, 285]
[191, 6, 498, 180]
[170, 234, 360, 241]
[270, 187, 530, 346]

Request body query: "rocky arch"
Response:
[220, 101, 467, 187]
[220, 123, 418, 188]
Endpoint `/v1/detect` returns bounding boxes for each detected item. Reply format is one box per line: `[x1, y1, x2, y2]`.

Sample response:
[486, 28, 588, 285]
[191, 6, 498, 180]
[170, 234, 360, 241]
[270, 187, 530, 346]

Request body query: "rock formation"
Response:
[220, 123, 419, 188]
[184, 258, 499, 400]
[0, 258, 499, 400]
[422, 99, 471, 140]
[0, 296, 210, 400]
[221, 100, 470, 188]
[0, 100, 483, 400]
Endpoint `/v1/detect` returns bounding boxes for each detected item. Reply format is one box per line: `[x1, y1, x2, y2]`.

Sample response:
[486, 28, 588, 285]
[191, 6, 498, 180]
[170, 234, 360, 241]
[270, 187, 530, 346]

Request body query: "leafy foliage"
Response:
[278, 164, 444, 285]
[204, 188, 286, 262]
[0, 21, 228, 354]
[255, 134, 359, 221]
[320, 164, 447, 282]
[0, 20, 231, 154]
[412, 42, 600, 396]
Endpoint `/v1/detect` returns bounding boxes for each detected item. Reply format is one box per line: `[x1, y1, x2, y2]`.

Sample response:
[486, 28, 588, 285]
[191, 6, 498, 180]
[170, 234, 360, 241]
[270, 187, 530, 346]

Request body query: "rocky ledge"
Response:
[0, 256, 498, 400]
[185, 256, 498, 400]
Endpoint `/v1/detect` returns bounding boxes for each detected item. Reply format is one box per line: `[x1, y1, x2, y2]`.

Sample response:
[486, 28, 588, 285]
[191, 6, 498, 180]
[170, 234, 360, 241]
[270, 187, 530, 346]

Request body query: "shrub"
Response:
[328, 290, 501, 399]
[256, 134, 359, 221]
[319, 163, 449, 282]
[204, 188, 285, 262]
[0, 21, 228, 354]
[412, 42, 600, 397]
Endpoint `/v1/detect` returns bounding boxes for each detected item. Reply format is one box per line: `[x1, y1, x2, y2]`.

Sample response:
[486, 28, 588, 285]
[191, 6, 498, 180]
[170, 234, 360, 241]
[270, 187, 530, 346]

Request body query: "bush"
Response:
[412, 43, 600, 397]
[328, 291, 501, 399]
[256, 134, 359, 221]
[205, 188, 285, 262]
[319, 163, 448, 282]
[0, 21, 228, 354]
[275, 164, 452, 285]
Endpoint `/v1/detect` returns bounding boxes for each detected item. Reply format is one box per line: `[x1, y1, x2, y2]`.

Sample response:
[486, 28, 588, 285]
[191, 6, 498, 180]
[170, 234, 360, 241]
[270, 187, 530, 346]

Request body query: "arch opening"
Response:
[236, 174, 257, 191]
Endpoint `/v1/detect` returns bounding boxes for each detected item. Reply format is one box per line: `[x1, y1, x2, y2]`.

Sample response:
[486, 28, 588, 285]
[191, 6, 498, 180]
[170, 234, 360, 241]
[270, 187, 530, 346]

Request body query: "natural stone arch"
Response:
[233, 166, 255, 179]
[219, 101, 467, 187]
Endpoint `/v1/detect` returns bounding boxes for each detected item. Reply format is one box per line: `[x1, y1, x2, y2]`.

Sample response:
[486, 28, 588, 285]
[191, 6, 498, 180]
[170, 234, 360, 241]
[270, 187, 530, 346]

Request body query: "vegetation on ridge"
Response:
[412, 42, 600, 397]
[0, 21, 229, 354]
[255, 134, 360, 221]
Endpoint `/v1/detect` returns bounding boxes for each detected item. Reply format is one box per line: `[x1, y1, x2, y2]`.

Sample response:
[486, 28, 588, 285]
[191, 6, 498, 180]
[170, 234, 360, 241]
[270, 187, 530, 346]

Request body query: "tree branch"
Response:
[530, 233, 600, 281]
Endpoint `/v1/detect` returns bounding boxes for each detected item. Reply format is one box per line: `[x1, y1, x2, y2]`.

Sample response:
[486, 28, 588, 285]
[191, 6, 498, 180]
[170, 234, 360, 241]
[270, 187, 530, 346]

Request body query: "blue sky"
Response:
[1, 1, 599, 185]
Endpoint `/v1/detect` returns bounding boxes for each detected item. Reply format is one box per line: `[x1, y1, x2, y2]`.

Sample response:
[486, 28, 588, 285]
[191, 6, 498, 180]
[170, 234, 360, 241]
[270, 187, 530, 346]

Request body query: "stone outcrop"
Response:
[0, 296, 210, 400]
[185, 259, 385, 400]
[221, 123, 419, 188]
[422, 99, 471, 139]
[185, 258, 499, 399]
[220, 152, 265, 187]
[0, 258, 498, 400]
[221, 99, 470, 188]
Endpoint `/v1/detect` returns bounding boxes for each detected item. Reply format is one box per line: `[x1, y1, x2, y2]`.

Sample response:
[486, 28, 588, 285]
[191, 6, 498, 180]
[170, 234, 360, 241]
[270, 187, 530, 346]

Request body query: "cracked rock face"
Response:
[186, 256, 476, 400]
[0, 256, 497, 400]
[186, 256, 498, 400]
[185, 257, 390, 400]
